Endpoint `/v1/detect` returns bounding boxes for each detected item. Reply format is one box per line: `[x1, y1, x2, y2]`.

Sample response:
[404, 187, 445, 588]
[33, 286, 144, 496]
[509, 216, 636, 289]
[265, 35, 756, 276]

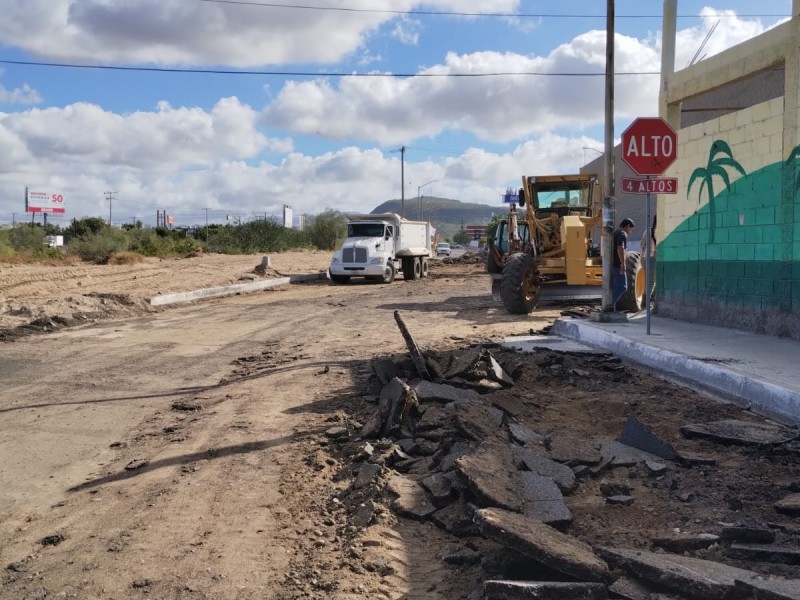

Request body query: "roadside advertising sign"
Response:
[25, 189, 66, 214]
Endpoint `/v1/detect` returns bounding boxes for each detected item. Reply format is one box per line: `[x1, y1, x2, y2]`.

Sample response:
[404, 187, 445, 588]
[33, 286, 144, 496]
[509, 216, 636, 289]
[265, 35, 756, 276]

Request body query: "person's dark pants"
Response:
[612, 270, 627, 309]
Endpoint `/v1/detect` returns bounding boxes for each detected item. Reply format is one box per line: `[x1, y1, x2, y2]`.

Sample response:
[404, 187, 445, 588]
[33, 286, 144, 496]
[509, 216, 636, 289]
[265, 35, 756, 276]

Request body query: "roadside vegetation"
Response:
[0, 211, 350, 264]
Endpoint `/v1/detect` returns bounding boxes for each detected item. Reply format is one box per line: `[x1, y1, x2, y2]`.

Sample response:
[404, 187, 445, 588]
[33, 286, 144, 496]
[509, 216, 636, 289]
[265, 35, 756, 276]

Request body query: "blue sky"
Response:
[0, 0, 792, 227]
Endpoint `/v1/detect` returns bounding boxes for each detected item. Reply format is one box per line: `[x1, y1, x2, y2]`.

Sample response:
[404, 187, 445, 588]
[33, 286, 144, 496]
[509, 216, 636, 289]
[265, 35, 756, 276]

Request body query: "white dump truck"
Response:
[328, 213, 432, 284]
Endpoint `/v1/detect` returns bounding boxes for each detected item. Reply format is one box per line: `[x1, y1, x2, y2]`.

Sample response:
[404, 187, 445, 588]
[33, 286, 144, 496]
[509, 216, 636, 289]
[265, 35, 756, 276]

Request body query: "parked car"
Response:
[436, 242, 451, 256]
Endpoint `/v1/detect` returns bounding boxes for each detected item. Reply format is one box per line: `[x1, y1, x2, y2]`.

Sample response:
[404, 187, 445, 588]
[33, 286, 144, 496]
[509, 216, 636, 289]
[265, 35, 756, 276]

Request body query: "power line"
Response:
[195, 1, 789, 20]
[0, 59, 660, 77]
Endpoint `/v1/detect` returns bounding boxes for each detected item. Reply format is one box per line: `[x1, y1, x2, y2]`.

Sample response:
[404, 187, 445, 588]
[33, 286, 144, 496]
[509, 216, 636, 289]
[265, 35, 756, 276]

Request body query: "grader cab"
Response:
[490, 173, 642, 314]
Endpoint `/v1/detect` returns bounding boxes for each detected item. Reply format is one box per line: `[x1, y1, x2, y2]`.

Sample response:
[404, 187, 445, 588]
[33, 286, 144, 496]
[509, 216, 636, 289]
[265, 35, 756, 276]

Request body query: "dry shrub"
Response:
[107, 251, 145, 265]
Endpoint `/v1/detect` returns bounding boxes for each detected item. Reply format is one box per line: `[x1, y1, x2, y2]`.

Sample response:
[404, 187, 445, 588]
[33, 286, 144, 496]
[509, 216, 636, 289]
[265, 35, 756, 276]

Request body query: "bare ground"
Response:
[1, 251, 799, 599]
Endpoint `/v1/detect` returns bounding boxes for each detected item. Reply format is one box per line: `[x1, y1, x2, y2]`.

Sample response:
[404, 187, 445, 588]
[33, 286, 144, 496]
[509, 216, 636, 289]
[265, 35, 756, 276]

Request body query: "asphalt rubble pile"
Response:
[320, 323, 800, 600]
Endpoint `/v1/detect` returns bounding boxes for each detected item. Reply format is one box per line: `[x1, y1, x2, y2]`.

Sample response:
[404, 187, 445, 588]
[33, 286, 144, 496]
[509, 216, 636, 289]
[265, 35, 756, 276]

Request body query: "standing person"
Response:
[641, 215, 657, 303]
[612, 218, 635, 310]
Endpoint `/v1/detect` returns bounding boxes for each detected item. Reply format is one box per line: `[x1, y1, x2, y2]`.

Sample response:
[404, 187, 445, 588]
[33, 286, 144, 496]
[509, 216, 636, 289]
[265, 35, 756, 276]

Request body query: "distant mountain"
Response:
[372, 196, 509, 239]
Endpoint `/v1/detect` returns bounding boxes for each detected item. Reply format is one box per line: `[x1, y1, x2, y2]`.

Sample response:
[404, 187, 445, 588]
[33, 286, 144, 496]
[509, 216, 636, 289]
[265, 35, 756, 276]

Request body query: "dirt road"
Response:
[2, 253, 799, 599]
[0, 255, 548, 599]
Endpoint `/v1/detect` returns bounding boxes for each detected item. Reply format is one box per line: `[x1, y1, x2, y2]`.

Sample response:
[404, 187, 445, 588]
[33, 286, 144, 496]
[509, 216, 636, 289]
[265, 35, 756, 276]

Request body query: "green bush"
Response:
[67, 228, 130, 263]
[307, 210, 347, 251]
[206, 220, 311, 254]
[8, 225, 47, 251]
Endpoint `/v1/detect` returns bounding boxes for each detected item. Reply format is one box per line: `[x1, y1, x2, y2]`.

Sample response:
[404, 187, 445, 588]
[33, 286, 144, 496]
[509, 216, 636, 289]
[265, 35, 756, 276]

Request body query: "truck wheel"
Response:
[500, 253, 540, 314]
[617, 251, 644, 312]
[486, 249, 502, 274]
[403, 257, 420, 281]
[329, 272, 350, 284]
[381, 263, 396, 284]
[421, 257, 429, 278]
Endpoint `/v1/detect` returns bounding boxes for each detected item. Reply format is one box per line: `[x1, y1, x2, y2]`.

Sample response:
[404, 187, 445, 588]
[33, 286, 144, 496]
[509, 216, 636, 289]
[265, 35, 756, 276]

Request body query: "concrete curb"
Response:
[148, 272, 326, 307]
[552, 318, 800, 427]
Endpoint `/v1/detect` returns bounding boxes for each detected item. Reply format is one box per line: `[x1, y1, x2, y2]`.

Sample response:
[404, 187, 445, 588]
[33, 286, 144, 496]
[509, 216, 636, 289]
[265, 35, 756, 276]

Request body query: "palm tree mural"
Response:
[687, 140, 746, 242]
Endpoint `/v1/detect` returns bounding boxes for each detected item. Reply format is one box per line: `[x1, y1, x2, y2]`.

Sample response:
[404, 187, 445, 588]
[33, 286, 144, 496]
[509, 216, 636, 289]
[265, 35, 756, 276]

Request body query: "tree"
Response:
[687, 140, 746, 242]
[452, 226, 472, 246]
[308, 210, 348, 250]
[63, 217, 109, 241]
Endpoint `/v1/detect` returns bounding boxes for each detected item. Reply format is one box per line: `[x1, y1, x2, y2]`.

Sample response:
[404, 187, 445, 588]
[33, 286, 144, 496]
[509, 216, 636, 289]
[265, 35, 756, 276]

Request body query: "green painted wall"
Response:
[658, 149, 799, 337]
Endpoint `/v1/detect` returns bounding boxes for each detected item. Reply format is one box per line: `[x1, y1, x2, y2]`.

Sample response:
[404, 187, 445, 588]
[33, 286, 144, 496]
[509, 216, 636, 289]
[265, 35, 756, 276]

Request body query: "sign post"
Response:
[621, 117, 678, 334]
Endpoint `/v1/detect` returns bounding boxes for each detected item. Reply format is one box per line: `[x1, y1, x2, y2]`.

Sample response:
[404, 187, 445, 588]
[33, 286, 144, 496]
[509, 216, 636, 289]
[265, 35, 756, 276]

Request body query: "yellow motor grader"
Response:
[488, 173, 645, 314]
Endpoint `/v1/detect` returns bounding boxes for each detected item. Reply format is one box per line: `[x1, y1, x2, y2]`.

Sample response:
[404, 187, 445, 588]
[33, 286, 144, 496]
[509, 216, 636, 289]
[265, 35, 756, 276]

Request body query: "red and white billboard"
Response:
[25, 188, 66, 214]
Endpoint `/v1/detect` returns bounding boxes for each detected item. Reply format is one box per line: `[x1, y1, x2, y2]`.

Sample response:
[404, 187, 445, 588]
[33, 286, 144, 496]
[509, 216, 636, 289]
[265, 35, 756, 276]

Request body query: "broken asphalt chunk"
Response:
[595, 546, 762, 599]
[731, 576, 800, 600]
[393, 310, 432, 380]
[619, 416, 676, 460]
[651, 533, 720, 553]
[483, 580, 608, 600]
[386, 474, 435, 520]
[414, 380, 480, 404]
[452, 399, 507, 442]
[727, 543, 800, 565]
[508, 422, 545, 447]
[456, 443, 573, 529]
[679, 419, 798, 446]
[599, 440, 664, 467]
[720, 526, 776, 544]
[353, 463, 381, 490]
[361, 377, 418, 439]
[474, 507, 612, 583]
[774, 493, 800, 517]
[371, 357, 399, 385]
[512, 446, 577, 494]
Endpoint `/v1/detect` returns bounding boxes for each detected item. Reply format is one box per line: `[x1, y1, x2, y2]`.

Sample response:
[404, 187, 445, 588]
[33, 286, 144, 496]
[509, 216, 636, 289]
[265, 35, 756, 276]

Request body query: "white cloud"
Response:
[2, 98, 271, 172]
[0, 7, 785, 224]
[0, 83, 42, 105]
[0, 0, 521, 67]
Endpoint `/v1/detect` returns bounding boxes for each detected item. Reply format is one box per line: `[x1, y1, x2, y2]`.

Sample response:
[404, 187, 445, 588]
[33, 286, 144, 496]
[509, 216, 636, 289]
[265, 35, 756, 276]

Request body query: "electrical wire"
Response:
[195, 0, 788, 20]
[0, 59, 659, 77]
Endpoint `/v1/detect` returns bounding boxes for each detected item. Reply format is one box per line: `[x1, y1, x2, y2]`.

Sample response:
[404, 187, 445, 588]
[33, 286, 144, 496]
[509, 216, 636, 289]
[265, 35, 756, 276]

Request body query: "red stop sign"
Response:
[621, 117, 678, 176]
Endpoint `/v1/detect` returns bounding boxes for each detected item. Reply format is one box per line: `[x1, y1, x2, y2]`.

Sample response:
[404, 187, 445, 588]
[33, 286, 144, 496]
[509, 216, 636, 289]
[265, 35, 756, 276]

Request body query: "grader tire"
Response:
[500, 253, 540, 314]
[617, 251, 645, 312]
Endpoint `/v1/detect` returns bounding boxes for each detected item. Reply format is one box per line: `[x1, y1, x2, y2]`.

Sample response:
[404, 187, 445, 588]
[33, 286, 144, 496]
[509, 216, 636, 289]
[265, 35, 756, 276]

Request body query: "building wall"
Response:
[657, 95, 799, 337]
[655, 1, 800, 339]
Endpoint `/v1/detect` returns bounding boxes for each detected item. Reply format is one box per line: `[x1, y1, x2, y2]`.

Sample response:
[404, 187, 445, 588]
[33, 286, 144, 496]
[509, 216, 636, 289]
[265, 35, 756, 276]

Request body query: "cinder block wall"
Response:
[658, 96, 799, 338]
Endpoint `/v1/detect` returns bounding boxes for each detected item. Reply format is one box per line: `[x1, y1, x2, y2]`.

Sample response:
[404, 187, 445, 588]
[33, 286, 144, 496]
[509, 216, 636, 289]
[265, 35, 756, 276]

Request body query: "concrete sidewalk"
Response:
[548, 313, 800, 427]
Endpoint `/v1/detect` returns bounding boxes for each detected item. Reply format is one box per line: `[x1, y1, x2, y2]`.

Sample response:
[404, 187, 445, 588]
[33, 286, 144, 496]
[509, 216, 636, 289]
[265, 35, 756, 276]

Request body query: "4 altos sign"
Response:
[620, 177, 678, 195]
[621, 117, 678, 176]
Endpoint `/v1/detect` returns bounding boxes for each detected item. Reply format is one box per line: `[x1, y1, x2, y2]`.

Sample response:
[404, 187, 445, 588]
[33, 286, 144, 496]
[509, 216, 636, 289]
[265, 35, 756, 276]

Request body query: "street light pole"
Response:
[417, 179, 439, 220]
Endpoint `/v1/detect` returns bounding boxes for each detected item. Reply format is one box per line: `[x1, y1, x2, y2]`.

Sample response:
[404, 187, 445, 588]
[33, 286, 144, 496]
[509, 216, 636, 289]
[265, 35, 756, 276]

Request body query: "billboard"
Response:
[25, 187, 66, 214]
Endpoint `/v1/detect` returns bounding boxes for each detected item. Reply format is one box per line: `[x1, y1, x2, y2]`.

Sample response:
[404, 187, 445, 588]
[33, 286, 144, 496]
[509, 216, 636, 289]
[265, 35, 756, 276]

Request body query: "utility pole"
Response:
[204, 208, 209, 243]
[418, 179, 439, 221]
[400, 146, 405, 217]
[104, 190, 118, 226]
[12, 212, 16, 227]
[601, 0, 616, 314]
[392, 146, 407, 217]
